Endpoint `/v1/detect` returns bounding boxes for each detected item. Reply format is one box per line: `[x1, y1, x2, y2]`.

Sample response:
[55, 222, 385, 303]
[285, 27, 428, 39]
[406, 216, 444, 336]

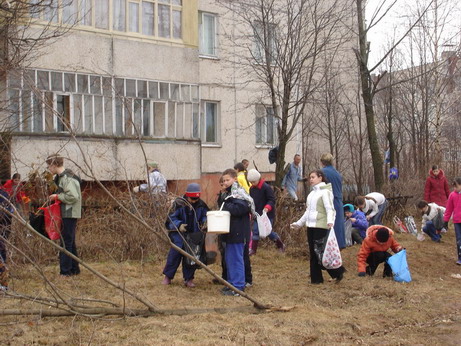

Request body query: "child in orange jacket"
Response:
[357, 225, 403, 277]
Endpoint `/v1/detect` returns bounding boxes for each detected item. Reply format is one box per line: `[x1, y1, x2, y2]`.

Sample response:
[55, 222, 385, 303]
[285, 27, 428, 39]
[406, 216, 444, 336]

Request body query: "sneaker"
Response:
[456, 260, 461, 266]
[161, 276, 171, 285]
[222, 289, 240, 296]
[184, 280, 196, 288]
[221, 286, 230, 293]
[441, 228, 447, 233]
[335, 273, 344, 283]
[245, 282, 253, 288]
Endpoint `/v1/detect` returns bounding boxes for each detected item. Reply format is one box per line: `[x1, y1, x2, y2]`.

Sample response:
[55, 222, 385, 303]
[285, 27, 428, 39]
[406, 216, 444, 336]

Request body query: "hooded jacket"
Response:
[424, 169, 450, 207]
[293, 182, 335, 229]
[357, 225, 403, 273]
[55, 169, 82, 219]
[444, 190, 461, 224]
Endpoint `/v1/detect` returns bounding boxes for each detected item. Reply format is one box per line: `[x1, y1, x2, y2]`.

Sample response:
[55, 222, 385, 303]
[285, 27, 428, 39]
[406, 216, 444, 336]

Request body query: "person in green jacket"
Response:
[46, 154, 82, 277]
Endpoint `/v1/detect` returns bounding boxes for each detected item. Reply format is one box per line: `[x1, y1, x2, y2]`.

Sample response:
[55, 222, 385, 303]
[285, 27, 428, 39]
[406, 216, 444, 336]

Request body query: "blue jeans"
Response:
[455, 223, 461, 261]
[252, 217, 280, 241]
[369, 200, 388, 226]
[225, 243, 245, 290]
[423, 220, 441, 242]
[286, 187, 298, 200]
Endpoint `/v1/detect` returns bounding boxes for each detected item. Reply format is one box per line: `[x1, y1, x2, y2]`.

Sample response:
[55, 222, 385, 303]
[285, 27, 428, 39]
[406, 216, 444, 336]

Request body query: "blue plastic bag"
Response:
[387, 249, 412, 283]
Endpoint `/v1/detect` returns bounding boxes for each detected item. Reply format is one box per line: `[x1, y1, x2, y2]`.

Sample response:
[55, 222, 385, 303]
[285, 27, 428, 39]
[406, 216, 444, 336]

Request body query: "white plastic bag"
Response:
[256, 211, 272, 239]
[322, 228, 342, 269]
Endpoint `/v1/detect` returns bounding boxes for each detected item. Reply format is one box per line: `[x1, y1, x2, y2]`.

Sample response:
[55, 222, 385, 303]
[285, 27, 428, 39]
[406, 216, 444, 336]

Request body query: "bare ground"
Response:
[1, 230, 461, 345]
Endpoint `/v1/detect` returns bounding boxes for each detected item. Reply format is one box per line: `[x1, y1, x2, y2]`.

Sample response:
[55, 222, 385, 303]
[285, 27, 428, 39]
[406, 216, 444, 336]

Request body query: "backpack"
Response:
[268, 146, 278, 164]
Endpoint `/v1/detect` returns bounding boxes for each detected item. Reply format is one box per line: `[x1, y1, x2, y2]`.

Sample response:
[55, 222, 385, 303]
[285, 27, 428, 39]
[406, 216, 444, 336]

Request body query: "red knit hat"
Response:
[185, 183, 201, 198]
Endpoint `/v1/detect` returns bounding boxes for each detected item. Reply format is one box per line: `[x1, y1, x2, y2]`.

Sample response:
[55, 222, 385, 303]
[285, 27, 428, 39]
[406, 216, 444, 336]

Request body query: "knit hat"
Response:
[148, 162, 159, 169]
[185, 183, 201, 198]
[343, 204, 354, 213]
[247, 169, 261, 182]
[376, 227, 390, 243]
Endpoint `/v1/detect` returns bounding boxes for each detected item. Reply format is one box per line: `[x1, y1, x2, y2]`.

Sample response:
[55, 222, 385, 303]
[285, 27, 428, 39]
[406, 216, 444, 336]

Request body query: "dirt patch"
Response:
[1, 230, 461, 345]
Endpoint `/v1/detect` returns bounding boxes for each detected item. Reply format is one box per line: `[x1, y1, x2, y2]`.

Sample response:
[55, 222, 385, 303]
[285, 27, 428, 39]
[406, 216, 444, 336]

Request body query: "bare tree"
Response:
[218, 0, 353, 187]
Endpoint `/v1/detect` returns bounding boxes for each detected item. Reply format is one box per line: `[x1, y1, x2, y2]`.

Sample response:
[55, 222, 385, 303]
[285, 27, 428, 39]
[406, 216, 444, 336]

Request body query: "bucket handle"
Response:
[219, 196, 232, 211]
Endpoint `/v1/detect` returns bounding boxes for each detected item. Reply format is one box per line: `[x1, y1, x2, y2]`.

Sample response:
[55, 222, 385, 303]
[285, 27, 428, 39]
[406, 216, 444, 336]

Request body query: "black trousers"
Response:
[307, 227, 345, 284]
[366, 251, 392, 277]
[60, 218, 80, 276]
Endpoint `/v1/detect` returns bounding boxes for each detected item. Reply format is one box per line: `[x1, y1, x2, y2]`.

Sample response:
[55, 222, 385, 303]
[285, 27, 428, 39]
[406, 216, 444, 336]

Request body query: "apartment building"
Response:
[1, 1, 316, 200]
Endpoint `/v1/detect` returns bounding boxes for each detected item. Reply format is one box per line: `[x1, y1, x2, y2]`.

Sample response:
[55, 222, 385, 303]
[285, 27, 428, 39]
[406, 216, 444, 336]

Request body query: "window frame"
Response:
[255, 104, 278, 147]
[199, 11, 218, 58]
[200, 100, 220, 145]
[253, 20, 277, 65]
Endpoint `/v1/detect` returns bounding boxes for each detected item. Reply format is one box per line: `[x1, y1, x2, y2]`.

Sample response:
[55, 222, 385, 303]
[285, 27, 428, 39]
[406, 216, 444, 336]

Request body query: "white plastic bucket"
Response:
[207, 211, 230, 234]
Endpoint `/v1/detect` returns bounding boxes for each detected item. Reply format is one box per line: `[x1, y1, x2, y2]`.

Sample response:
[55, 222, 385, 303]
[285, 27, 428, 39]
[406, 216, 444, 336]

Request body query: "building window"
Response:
[253, 21, 277, 64]
[199, 12, 217, 57]
[256, 105, 277, 145]
[8, 69, 199, 139]
[201, 101, 219, 144]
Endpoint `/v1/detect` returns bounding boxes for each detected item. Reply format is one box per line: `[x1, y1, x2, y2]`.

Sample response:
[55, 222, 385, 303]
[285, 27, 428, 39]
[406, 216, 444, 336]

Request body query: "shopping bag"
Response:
[386, 249, 412, 283]
[321, 228, 342, 269]
[256, 211, 272, 239]
[40, 201, 62, 240]
[404, 216, 417, 236]
[204, 233, 218, 265]
[183, 231, 206, 268]
[344, 219, 353, 247]
[393, 216, 408, 233]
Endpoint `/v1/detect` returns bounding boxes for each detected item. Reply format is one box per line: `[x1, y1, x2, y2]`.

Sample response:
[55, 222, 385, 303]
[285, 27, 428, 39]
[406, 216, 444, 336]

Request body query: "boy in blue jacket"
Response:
[162, 183, 208, 288]
[220, 168, 252, 296]
[344, 204, 368, 245]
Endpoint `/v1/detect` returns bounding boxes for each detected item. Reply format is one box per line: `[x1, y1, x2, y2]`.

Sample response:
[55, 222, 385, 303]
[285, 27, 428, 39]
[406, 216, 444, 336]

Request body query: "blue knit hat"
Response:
[185, 183, 201, 197]
[343, 204, 355, 213]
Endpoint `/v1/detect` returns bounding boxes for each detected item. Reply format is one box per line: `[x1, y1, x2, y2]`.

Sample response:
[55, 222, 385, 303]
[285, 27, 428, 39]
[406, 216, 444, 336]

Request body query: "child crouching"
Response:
[417, 200, 446, 242]
[357, 225, 403, 277]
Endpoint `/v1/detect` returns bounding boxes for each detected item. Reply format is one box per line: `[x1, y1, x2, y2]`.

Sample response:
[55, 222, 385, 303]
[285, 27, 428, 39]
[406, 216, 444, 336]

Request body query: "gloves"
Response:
[358, 272, 366, 277]
[179, 224, 188, 232]
[443, 221, 449, 230]
[133, 186, 140, 193]
[290, 223, 300, 230]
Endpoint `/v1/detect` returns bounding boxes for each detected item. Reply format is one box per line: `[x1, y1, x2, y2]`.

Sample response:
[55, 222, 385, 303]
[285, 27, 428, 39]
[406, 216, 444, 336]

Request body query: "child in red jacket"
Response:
[357, 225, 403, 277]
[443, 177, 461, 265]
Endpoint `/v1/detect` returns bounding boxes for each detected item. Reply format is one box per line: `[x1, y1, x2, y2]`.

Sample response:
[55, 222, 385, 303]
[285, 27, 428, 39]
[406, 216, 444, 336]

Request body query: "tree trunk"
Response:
[355, 0, 384, 191]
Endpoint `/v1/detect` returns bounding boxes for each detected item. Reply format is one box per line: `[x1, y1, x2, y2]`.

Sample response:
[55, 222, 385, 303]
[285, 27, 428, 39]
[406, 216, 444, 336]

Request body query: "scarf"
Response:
[222, 182, 256, 217]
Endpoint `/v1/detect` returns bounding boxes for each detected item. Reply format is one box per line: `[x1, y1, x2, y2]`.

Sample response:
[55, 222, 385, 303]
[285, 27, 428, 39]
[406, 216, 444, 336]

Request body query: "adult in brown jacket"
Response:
[357, 225, 403, 277]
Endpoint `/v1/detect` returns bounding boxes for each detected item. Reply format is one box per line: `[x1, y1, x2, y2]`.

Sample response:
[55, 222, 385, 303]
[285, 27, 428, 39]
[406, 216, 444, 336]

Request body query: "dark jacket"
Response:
[249, 179, 275, 220]
[424, 169, 450, 207]
[166, 196, 208, 233]
[221, 195, 251, 244]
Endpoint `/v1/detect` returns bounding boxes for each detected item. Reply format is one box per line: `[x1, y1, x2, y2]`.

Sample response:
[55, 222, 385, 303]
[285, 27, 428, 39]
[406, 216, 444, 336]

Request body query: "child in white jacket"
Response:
[416, 200, 446, 242]
[290, 169, 345, 284]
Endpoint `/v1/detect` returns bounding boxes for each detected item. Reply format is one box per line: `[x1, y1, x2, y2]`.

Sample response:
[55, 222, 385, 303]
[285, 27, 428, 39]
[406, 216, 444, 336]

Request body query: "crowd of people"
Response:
[0, 155, 460, 294]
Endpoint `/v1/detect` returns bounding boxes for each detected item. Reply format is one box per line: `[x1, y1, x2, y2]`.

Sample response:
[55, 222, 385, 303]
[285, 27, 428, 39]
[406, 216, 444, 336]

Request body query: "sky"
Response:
[365, 0, 461, 69]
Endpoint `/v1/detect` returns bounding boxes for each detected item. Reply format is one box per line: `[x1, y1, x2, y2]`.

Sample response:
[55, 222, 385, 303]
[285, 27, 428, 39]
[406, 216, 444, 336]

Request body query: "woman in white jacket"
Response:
[291, 170, 345, 284]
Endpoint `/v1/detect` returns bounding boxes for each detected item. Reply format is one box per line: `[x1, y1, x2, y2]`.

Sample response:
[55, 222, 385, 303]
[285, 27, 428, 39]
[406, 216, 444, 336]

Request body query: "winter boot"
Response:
[249, 240, 258, 256]
[275, 238, 286, 253]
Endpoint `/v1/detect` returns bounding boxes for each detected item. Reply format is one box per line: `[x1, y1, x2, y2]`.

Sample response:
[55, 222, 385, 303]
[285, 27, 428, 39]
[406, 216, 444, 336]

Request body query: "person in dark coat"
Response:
[247, 169, 285, 254]
[424, 165, 450, 207]
[0, 187, 13, 290]
[162, 183, 209, 288]
[220, 168, 252, 296]
[321, 153, 346, 249]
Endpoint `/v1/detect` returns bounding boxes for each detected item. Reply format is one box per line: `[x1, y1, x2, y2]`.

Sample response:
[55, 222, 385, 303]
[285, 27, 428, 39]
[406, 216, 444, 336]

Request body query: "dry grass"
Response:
[2, 224, 461, 345]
